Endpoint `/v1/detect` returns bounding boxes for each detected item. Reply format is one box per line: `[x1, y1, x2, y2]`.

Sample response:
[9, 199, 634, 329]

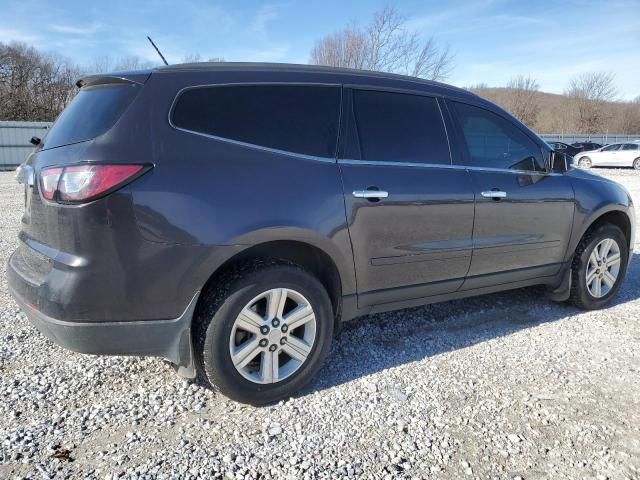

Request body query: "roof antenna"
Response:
[147, 36, 169, 66]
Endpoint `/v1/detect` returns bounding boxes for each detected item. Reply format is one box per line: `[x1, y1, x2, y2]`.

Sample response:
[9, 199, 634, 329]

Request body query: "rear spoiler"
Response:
[76, 71, 152, 88]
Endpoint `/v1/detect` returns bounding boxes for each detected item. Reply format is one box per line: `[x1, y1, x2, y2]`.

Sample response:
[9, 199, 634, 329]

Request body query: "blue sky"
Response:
[1, 0, 638, 99]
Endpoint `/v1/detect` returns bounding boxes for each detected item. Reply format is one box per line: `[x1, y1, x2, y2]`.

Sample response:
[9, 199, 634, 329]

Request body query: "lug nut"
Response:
[272, 319, 280, 328]
[269, 344, 277, 352]
[259, 339, 268, 347]
[281, 324, 288, 333]
[280, 337, 287, 345]
[260, 325, 269, 335]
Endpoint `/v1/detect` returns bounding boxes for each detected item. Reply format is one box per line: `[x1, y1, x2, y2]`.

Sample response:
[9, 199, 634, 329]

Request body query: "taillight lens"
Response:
[40, 167, 63, 200]
[39, 164, 148, 203]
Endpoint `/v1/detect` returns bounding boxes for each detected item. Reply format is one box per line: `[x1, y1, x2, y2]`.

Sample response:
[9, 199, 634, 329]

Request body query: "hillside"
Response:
[469, 87, 640, 135]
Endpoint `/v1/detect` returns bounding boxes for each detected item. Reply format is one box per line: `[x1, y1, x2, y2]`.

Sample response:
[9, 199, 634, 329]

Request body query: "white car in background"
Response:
[576, 142, 640, 170]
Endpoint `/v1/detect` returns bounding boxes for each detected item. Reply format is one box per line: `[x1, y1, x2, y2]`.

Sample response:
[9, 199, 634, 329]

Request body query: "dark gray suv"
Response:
[8, 63, 635, 405]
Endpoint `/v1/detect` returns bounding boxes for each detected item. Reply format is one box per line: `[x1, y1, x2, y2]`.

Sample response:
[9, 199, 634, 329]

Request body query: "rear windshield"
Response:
[43, 83, 140, 149]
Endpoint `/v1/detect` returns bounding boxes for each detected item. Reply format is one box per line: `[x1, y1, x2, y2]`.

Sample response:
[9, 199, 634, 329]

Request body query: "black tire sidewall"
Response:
[580, 157, 591, 168]
[198, 265, 334, 405]
[572, 225, 628, 309]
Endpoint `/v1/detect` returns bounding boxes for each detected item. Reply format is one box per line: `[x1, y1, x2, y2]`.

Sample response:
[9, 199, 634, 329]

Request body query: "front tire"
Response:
[633, 157, 640, 170]
[194, 261, 334, 405]
[578, 156, 592, 168]
[569, 224, 628, 310]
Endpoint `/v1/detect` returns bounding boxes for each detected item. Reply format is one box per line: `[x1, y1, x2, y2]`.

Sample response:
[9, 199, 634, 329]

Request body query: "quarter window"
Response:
[452, 102, 544, 172]
[344, 89, 450, 164]
[171, 85, 341, 158]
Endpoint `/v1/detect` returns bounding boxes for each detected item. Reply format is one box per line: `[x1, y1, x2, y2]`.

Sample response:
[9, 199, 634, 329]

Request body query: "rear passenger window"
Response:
[171, 85, 341, 158]
[452, 101, 544, 172]
[622, 144, 639, 150]
[344, 89, 450, 164]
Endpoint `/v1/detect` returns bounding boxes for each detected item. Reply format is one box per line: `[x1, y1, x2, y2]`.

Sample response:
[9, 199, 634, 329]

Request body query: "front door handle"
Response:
[481, 190, 507, 199]
[353, 190, 389, 199]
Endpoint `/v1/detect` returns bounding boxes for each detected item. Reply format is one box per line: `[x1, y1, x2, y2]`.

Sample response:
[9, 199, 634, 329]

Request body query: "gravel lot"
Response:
[1, 168, 639, 479]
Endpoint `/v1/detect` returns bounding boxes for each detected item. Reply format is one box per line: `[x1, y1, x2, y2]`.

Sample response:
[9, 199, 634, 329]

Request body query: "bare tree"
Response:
[565, 72, 617, 134]
[87, 55, 114, 75]
[113, 56, 157, 71]
[182, 53, 202, 63]
[465, 82, 490, 90]
[617, 104, 640, 135]
[178, 54, 226, 64]
[309, 7, 453, 81]
[85, 55, 157, 75]
[504, 75, 540, 128]
[0, 42, 80, 121]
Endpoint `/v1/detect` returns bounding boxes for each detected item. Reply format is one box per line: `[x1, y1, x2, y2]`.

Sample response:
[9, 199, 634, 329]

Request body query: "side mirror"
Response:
[549, 151, 570, 173]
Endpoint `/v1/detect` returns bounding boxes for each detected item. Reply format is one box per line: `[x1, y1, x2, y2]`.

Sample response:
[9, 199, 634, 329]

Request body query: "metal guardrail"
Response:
[0, 121, 52, 170]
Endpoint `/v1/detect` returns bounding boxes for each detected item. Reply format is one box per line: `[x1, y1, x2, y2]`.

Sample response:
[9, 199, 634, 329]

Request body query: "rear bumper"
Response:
[8, 267, 199, 378]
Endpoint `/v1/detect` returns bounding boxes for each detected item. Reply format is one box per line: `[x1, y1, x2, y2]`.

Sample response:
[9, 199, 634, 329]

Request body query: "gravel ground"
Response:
[1, 168, 639, 479]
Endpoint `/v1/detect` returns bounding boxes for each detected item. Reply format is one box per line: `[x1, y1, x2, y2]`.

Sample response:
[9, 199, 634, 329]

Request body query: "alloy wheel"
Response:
[229, 288, 316, 384]
[585, 238, 621, 298]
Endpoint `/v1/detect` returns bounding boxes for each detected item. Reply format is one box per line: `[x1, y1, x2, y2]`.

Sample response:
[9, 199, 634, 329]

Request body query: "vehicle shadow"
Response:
[305, 254, 640, 395]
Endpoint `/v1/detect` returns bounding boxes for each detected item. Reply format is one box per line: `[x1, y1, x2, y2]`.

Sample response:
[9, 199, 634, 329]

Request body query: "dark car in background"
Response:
[572, 141, 603, 153]
[8, 63, 636, 404]
[547, 141, 581, 157]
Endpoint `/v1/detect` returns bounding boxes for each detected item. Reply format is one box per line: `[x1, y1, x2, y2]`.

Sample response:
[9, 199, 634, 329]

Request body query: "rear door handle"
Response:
[481, 190, 507, 199]
[353, 190, 389, 199]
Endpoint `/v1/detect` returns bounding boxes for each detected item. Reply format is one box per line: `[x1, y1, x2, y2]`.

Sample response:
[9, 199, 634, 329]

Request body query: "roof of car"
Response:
[151, 61, 475, 97]
[79, 62, 486, 105]
[157, 61, 443, 83]
[79, 61, 494, 116]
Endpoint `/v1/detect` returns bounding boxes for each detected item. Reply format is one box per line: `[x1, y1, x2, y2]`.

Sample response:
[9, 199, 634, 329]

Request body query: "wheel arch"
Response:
[196, 237, 353, 330]
[574, 208, 633, 254]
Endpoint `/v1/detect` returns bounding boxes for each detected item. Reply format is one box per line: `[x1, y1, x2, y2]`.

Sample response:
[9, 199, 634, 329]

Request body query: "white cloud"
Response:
[49, 23, 102, 35]
[249, 4, 280, 35]
[0, 27, 40, 44]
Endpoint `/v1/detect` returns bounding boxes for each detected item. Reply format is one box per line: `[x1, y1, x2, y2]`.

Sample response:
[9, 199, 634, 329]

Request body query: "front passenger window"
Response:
[452, 102, 545, 172]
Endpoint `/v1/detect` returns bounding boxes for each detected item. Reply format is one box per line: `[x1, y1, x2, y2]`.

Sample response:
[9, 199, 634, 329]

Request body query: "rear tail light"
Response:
[39, 164, 150, 203]
[40, 167, 63, 200]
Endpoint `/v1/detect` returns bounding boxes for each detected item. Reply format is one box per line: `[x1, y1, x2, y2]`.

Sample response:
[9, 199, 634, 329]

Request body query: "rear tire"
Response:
[578, 156, 592, 168]
[568, 224, 628, 310]
[194, 260, 334, 405]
